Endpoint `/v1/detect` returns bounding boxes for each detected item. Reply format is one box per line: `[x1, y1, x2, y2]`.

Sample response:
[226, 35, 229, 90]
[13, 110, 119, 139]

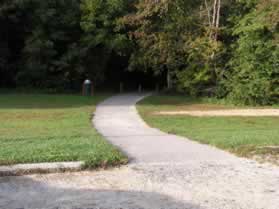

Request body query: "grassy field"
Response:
[137, 95, 279, 162]
[0, 93, 127, 167]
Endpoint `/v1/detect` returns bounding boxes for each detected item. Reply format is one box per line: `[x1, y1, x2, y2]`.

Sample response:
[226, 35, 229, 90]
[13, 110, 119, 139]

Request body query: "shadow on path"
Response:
[0, 175, 202, 209]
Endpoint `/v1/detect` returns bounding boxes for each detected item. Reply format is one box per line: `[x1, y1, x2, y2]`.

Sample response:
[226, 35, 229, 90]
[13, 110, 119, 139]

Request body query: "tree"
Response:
[0, 0, 278, 105]
[123, 0, 225, 95]
[79, 0, 131, 85]
[0, 0, 34, 87]
[19, 0, 82, 89]
[225, 0, 279, 105]
[123, 0, 198, 90]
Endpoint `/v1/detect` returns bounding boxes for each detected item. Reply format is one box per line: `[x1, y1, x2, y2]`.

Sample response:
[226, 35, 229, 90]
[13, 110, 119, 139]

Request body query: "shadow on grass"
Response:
[0, 175, 203, 209]
[90, 93, 201, 108]
[0, 93, 110, 109]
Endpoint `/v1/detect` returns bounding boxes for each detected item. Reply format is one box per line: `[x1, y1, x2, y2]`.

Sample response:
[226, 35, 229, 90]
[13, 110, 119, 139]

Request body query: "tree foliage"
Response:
[226, 0, 279, 104]
[0, 0, 278, 104]
[0, 0, 129, 90]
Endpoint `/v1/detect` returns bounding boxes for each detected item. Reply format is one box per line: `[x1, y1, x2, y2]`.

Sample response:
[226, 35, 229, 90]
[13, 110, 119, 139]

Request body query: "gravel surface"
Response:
[1, 93, 278, 209]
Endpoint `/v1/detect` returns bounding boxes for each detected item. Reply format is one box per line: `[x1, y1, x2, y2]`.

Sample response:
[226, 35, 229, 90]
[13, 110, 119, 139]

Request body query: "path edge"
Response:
[92, 92, 153, 163]
[0, 161, 85, 176]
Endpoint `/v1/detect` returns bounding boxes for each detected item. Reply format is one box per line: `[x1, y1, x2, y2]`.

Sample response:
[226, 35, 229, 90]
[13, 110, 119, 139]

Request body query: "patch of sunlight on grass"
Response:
[137, 94, 279, 159]
[0, 93, 127, 167]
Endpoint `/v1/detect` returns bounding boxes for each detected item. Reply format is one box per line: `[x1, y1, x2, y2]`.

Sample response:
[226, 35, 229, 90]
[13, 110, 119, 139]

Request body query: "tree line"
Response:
[0, 0, 278, 105]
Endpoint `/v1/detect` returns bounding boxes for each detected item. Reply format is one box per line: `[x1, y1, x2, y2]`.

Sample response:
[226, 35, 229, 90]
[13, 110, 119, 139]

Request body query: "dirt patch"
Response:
[174, 104, 233, 111]
[155, 109, 279, 117]
[252, 154, 279, 166]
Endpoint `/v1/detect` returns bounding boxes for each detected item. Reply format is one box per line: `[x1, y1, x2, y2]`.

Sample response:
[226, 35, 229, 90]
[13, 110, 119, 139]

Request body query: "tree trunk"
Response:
[214, 0, 221, 41]
[210, 0, 221, 41]
[212, 0, 218, 30]
[167, 69, 172, 90]
[204, 0, 212, 27]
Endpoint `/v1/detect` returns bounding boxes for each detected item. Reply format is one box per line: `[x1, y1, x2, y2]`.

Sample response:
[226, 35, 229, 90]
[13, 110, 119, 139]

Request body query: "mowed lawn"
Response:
[137, 95, 279, 161]
[0, 93, 127, 167]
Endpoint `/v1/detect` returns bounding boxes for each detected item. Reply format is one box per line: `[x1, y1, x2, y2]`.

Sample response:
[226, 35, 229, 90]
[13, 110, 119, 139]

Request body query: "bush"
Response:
[225, 0, 279, 105]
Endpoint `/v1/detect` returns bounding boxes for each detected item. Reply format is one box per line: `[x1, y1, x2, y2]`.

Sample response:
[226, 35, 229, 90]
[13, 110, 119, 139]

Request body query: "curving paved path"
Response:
[0, 94, 278, 209]
[94, 93, 237, 164]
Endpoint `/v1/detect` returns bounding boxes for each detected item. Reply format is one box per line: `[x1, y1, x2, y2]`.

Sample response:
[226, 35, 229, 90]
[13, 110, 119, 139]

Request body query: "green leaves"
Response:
[0, 0, 278, 105]
[226, 0, 279, 105]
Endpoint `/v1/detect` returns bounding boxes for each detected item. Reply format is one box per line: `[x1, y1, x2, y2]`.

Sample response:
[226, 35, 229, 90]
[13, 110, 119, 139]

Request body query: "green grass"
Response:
[0, 93, 127, 167]
[137, 95, 279, 158]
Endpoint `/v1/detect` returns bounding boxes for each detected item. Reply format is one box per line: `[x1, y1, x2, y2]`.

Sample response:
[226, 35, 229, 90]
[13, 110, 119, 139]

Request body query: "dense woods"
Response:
[0, 0, 278, 105]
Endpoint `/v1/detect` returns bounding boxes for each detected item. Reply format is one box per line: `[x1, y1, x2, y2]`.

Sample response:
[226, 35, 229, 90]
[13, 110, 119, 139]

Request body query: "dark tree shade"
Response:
[0, 0, 278, 104]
